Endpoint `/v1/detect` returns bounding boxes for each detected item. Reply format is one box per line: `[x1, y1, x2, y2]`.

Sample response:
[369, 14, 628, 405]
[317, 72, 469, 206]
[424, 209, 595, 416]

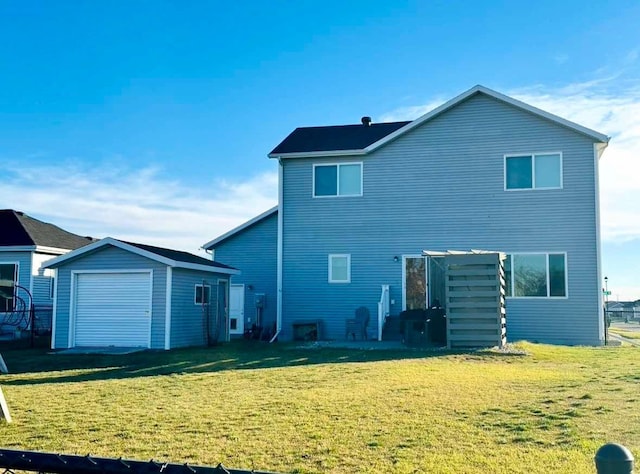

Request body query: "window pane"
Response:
[506, 156, 533, 189]
[513, 254, 547, 297]
[339, 164, 361, 195]
[549, 254, 566, 297]
[331, 255, 349, 282]
[405, 257, 426, 310]
[0, 264, 16, 312]
[195, 285, 210, 304]
[503, 255, 512, 297]
[314, 166, 337, 196]
[535, 154, 561, 188]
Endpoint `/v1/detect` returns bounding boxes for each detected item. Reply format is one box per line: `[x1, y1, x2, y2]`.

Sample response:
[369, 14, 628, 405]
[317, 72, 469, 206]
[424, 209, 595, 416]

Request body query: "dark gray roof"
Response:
[270, 121, 410, 155]
[121, 240, 237, 271]
[0, 209, 94, 249]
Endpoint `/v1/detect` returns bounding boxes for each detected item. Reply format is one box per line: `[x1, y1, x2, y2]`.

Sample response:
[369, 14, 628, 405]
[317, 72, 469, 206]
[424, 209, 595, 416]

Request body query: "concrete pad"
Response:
[52, 347, 147, 355]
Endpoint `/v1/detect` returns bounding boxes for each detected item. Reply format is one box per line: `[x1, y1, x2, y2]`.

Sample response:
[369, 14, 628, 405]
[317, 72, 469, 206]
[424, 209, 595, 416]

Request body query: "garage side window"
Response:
[195, 284, 211, 305]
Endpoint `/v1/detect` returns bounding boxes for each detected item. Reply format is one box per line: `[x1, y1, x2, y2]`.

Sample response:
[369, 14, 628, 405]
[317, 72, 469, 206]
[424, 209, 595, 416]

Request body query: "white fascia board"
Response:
[34, 246, 76, 255]
[202, 206, 278, 250]
[268, 149, 367, 159]
[41, 238, 166, 268]
[367, 85, 609, 152]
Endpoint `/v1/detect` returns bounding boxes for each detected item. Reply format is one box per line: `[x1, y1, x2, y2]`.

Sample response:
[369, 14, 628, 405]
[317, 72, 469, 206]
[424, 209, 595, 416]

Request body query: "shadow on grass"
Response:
[0, 340, 526, 386]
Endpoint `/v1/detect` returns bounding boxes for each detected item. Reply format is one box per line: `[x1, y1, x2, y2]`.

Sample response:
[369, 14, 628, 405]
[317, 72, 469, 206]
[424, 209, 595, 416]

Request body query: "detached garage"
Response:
[43, 238, 239, 350]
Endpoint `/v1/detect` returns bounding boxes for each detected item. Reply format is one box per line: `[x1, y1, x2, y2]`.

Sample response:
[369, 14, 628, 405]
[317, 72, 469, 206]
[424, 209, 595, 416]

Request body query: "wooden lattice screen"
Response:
[444, 253, 507, 349]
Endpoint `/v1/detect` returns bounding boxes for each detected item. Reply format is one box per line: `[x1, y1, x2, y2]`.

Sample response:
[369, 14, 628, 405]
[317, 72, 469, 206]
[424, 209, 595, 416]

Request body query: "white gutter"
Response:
[594, 143, 605, 344]
[275, 158, 284, 340]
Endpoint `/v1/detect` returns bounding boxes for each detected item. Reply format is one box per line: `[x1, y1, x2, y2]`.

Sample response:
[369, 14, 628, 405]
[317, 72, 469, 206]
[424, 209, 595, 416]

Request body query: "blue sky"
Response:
[1, 1, 639, 299]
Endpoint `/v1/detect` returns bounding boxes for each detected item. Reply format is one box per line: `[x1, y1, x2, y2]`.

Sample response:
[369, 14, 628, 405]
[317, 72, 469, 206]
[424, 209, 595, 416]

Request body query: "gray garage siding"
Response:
[281, 93, 601, 344]
[170, 268, 228, 348]
[53, 245, 167, 349]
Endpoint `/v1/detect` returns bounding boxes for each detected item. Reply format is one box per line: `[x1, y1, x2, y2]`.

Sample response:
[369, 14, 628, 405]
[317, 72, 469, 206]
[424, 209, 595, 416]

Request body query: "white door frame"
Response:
[229, 284, 245, 335]
[401, 255, 429, 311]
[217, 279, 230, 342]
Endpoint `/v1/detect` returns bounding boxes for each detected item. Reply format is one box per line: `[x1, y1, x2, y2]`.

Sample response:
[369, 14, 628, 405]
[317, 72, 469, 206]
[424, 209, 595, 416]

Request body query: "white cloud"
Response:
[0, 163, 278, 254]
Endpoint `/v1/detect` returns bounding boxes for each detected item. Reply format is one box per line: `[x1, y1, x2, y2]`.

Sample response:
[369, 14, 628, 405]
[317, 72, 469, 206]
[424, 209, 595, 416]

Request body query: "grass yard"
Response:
[0, 341, 638, 474]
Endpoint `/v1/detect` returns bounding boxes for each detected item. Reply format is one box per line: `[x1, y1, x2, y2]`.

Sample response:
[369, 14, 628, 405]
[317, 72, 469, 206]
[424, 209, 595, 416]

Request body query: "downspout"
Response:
[594, 141, 608, 345]
[271, 157, 284, 343]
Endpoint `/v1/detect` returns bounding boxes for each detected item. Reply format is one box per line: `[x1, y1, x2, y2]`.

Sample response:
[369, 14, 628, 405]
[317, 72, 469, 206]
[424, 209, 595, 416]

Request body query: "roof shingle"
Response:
[269, 121, 410, 155]
[0, 210, 93, 250]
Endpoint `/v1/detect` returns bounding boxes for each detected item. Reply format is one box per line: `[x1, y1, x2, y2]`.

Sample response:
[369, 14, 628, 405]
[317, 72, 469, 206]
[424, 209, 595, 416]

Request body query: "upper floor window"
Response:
[313, 163, 362, 197]
[504, 253, 567, 298]
[505, 153, 562, 190]
[0, 263, 17, 312]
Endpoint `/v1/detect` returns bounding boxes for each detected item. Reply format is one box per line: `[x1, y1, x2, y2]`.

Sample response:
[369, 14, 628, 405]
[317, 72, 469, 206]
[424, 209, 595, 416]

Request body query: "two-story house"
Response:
[204, 85, 609, 346]
[0, 209, 94, 334]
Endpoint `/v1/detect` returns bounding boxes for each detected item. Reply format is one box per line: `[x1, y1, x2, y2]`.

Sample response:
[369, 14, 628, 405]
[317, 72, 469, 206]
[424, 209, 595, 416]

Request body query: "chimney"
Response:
[361, 116, 372, 127]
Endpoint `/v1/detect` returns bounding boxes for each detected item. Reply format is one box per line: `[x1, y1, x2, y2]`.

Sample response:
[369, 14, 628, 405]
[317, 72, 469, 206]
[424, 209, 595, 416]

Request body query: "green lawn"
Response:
[0, 341, 638, 473]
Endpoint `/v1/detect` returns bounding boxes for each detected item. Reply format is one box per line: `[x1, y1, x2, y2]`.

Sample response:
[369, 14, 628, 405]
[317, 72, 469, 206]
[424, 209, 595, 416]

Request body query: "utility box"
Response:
[255, 293, 266, 309]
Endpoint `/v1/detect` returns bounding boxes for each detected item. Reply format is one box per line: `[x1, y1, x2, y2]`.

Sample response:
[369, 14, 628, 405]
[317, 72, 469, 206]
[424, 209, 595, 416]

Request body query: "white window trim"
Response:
[194, 284, 211, 305]
[504, 152, 563, 191]
[328, 254, 351, 283]
[313, 162, 363, 198]
[505, 252, 568, 299]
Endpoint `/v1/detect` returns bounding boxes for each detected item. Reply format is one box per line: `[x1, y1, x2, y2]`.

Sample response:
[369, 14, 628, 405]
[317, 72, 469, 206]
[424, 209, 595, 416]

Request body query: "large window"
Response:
[504, 253, 567, 298]
[329, 254, 351, 283]
[314, 163, 362, 197]
[195, 284, 211, 305]
[0, 263, 17, 312]
[505, 153, 562, 190]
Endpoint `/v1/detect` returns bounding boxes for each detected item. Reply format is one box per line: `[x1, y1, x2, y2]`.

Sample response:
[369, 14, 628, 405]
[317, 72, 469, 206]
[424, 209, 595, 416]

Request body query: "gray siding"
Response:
[212, 212, 278, 334]
[32, 275, 53, 307]
[53, 246, 167, 349]
[281, 93, 601, 345]
[170, 268, 228, 348]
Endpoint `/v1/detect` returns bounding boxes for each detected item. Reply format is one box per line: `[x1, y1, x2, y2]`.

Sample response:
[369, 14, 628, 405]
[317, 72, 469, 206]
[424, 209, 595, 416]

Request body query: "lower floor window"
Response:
[504, 253, 566, 297]
[329, 254, 351, 283]
[195, 284, 211, 304]
[0, 263, 17, 312]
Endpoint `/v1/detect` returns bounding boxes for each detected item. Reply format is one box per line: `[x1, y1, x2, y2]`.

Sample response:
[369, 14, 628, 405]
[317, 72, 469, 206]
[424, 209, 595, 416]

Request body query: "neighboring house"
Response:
[0, 209, 93, 333]
[205, 85, 610, 346]
[606, 301, 640, 321]
[202, 206, 277, 339]
[43, 238, 239, 350]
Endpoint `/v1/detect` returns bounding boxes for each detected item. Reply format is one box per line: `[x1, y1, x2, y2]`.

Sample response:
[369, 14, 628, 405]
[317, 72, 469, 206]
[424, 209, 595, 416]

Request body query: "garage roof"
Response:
[43, 237, 240, 275]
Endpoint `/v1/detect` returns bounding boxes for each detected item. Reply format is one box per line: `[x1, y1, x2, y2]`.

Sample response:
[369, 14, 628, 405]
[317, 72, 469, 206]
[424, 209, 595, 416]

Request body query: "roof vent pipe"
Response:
[361, 116, 372, 127]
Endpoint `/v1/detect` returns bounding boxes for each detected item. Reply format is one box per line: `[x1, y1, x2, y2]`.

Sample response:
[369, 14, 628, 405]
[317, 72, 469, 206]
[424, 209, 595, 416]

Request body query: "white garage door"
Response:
[73, 272, 152, 347]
